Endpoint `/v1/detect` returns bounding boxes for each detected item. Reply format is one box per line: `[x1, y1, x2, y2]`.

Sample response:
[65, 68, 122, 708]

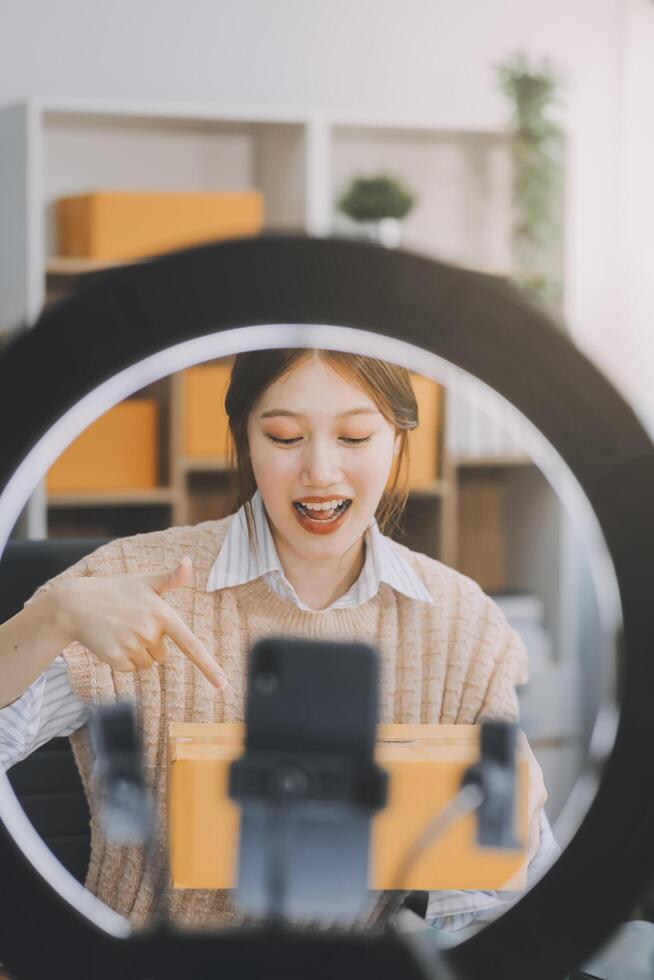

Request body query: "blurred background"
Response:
[2, 0, 653, 831]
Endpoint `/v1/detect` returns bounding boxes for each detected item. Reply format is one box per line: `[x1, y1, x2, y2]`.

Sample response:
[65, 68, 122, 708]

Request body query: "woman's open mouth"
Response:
[292, 498, 352, 535]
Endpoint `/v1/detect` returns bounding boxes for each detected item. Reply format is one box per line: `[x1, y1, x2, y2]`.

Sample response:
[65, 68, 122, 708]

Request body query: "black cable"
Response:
[376, 782, 485, 929]
[143, 807, 171, 930]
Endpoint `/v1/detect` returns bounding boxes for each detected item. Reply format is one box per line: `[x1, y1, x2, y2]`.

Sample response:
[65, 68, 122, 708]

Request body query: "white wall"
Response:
[1, 0, 652, 425]
[0, 1, 620, 124]
[610, 0, 654, 432]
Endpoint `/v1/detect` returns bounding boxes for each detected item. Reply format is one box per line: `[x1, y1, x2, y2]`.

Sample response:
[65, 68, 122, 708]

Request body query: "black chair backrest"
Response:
[0, 539, 108, 883]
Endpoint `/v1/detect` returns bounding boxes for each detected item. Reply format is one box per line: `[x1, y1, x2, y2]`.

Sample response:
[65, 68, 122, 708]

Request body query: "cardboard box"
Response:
[405, 373, 442, 490]
[46, 399, 158, 492]
[168, 722, 528, 892]
[56, 190, 264, 261]
[183, 363, 233, 459]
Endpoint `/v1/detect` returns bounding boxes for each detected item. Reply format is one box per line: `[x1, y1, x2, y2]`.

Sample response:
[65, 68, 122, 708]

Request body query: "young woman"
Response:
[0, 348, 556, 933]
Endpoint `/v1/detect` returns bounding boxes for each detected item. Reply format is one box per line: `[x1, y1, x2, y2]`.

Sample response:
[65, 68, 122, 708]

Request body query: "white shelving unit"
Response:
[0, 98, 519, 336]
[0, 97, 520, 539]
[0, 97, 593, 820]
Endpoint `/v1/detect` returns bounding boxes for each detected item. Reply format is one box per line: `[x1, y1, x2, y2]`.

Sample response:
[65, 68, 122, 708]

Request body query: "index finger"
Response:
[162, 609, 229, 690]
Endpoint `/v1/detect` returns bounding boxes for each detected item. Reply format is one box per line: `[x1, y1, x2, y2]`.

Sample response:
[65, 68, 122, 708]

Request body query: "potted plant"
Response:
[496, 52, 565, 316]
[336, 173, 416, 248]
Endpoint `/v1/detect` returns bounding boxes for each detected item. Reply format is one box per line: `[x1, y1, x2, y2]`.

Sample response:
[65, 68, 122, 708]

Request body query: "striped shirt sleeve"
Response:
[0, 655, 89, 772]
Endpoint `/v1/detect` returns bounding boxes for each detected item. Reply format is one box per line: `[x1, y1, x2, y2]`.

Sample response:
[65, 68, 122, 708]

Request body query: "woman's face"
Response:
[247, 355, 399, 563]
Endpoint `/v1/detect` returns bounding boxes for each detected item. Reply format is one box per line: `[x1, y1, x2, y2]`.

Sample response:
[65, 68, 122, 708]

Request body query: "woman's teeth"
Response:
[302, 499, 345, 511]
[294, 499, 351, 520]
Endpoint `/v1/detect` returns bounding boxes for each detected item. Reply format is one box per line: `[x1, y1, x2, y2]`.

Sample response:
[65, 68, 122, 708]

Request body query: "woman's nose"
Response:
[301, 441, 344, 488]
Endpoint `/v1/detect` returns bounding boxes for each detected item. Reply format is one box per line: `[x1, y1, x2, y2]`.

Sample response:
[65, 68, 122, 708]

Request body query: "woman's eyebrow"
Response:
[259, 407, 379, 419]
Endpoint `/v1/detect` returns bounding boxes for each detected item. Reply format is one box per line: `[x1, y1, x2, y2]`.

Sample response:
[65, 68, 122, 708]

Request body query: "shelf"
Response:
[406, 480, 448, 498]
[47, 487, 178, 508]
[46, 256, 136, 276]
[452, 454, 534, 468]
[183, 456, 231, 473]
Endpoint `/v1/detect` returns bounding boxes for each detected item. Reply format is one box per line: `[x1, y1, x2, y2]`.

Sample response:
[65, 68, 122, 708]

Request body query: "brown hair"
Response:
[224, 349, 419, 549]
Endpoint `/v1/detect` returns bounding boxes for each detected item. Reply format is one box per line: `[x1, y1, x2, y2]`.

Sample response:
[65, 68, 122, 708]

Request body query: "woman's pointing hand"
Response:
[51, 556, 229, 690]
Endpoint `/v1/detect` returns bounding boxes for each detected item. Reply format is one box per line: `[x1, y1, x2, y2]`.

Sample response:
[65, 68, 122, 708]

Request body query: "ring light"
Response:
[1, 236, 653, 980]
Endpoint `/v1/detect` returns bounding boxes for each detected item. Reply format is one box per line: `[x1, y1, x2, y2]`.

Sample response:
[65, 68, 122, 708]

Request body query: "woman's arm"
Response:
[0, 557, 227, 711]
[0, 591, 72, 709]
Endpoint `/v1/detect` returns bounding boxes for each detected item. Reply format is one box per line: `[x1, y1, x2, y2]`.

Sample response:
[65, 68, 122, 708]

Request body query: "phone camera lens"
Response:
[255, 671, 279, 695]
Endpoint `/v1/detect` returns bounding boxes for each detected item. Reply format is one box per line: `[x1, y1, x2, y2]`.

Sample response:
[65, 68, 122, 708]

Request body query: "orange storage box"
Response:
[183, 363, 233, 460]
[168, 722, 529, 892]
[56, 190, 264, 262]
[46, 399, 158, 492]
[406, 373, 442, 490]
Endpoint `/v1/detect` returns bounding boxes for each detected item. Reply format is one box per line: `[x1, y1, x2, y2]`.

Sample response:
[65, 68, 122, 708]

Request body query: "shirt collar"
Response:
[206, 489, 433, 606]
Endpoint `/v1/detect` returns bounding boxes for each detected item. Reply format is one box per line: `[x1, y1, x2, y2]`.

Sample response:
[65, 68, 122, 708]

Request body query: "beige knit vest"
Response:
[38, 516, 526, 930]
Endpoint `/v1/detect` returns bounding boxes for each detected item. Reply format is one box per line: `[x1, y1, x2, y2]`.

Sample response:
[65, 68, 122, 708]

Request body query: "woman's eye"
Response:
[266, 434, 373, 446]
[267, 435, 302, 445]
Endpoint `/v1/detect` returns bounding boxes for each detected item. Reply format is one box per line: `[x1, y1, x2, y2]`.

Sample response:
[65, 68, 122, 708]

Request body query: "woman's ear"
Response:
[393, 432, 401, 456]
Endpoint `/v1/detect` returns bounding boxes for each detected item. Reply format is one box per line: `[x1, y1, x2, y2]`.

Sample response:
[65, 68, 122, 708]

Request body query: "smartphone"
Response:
[230, 636, 385, 924]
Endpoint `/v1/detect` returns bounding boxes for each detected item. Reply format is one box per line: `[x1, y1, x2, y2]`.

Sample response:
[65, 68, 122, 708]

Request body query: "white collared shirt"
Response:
[206, 489, 434, 609]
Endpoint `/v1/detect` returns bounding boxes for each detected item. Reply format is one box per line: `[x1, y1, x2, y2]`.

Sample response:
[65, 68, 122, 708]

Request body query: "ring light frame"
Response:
[1, 236, 654, 980]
